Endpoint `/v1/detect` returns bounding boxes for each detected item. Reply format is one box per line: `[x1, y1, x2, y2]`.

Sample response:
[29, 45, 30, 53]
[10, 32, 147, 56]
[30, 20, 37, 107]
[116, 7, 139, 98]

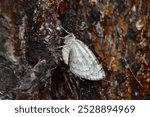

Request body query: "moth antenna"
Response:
[61, 26, 70, 34]
[56, 20, 70, 36]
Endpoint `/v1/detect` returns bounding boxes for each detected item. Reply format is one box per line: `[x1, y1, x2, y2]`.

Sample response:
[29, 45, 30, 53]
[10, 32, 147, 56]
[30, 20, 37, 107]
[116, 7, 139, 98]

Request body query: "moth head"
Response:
[63, 33, 75, 45]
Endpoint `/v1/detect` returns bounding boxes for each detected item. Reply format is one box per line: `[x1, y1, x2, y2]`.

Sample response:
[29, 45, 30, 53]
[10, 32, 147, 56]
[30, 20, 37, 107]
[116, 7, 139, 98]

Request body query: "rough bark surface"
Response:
[0, 0, 150, 99]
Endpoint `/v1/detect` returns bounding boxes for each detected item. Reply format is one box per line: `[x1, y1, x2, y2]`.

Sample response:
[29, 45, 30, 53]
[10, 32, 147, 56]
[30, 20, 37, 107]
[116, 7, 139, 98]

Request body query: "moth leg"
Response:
[48, 45, 70, 52]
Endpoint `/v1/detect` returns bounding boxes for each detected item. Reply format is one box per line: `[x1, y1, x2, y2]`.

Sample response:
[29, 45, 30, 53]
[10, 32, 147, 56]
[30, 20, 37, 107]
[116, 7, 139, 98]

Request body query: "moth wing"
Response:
[62, 46, 71, 65]
[69, 40, 105, 80]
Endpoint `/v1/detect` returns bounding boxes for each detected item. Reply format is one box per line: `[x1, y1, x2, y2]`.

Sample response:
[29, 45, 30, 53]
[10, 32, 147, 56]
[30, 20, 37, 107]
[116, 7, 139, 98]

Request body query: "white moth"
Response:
[62, 33, 105, 80]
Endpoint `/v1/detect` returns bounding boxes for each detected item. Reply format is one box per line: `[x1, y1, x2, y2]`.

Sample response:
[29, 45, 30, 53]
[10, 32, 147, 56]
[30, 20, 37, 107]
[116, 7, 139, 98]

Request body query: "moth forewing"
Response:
[69, 39, 105, 80]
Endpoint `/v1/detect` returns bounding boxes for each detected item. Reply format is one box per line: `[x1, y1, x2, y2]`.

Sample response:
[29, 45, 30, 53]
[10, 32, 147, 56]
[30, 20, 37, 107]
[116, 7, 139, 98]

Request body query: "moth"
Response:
[62, 33, 105, 80]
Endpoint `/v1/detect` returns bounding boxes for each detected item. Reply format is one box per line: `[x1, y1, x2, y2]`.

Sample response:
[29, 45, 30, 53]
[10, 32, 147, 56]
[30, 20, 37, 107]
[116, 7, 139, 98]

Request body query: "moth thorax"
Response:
[64, 33, 76, 45]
